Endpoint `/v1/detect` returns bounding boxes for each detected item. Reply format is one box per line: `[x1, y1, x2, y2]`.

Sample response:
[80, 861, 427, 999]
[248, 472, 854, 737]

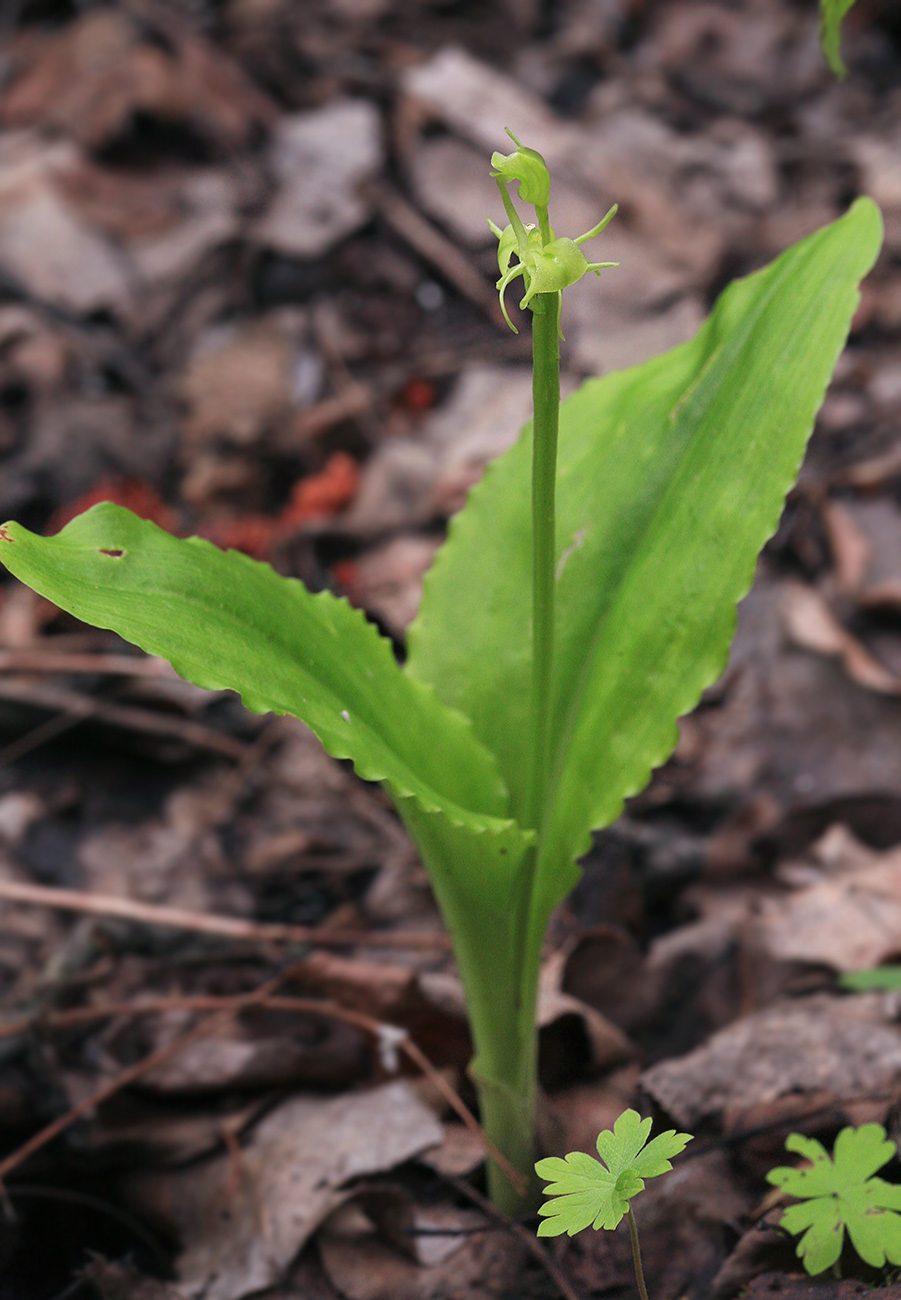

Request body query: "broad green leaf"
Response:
[628, 1127, 693, 1179]
[535, 1109, 692, 1236]
[396, 791, 530, 970]
[397, 791, 533, 1064]
[534, 1157, 625, 1234]
[0, 504, 513, 829]
[407, 199, 883, 922]
[820, 0, 858, 77]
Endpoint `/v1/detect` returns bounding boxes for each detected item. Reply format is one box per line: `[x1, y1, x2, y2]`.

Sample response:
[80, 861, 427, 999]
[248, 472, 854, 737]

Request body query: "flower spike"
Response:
[490, 131, 618, 333]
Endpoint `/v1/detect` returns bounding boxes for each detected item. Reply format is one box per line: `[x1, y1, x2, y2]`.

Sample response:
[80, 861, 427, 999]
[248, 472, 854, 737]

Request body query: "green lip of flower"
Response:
[488, 129, 618, 333]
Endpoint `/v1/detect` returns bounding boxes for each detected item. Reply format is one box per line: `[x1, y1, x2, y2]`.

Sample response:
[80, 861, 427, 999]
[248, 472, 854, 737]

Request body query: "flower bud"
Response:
[490, 131, 551, 209]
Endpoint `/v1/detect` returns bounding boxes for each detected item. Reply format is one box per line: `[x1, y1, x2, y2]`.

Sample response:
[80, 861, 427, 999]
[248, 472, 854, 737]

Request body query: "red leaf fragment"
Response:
[47, 478, 179, 536]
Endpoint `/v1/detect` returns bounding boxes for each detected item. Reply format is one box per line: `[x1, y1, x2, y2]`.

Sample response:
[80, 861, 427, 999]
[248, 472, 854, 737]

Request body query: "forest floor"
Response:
[1, 1, 901, 1298]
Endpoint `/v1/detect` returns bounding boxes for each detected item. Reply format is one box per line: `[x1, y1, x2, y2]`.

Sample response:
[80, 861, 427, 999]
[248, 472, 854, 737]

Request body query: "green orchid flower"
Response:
[487, 129, 618, 332]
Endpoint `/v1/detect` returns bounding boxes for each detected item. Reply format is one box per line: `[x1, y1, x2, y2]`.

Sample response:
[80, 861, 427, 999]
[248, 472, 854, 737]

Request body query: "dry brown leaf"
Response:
[56, 160, 186, 243]
[342, 366, 535, 532]
[1, 9, 275, 152]
[732, 1270, 901, 1300]
[137, 1014, 368, 1094]
[780, 581, 900, 694]
[822, 498, 872, 592]
[687, 575, 901, 808]
[853, 132, 901, 253]
[642, 994, 901, 1128]
[561, 926, 656, 1035]
[542, 1064, 642, 1163]
[417, 961, 634, 1087]
[569, 294, 706, 374]
[129, 1081, 443, 1300]
[77, 773, 236, 913]
[859, 578, 901, 612]
[0, 136, 132, 311]
[255, 100, 382, 257]
[0, 305, 71, 391]
[181, 324, 296, 448]
[80, 1258, 189, 1300]
[402, 46, 574, 167]
[832, 443, 901, 490]
[758, 850, 901, 972]
[318, 1198, 525, 1300]
[410, 136, 498, 247]
[834, 499, 901, 588]
[337, 536, 441, 635]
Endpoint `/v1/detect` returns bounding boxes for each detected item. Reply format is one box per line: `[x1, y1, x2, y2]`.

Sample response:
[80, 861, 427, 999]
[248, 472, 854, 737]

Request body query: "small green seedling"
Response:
[536, 1109, 693, 1300]
[839, 966, 901, 992]
[768, 1124, 901, 1275]
[0, 138, 882, 1213]
[820, 0, 860, 77]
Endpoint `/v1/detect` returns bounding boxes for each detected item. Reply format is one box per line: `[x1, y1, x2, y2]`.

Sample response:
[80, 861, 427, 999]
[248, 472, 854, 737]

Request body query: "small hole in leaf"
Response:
[98, 548, 125, 558]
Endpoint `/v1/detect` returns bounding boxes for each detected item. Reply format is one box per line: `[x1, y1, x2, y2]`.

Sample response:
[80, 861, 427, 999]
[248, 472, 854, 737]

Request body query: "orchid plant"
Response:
[0, 136, 882, 1213]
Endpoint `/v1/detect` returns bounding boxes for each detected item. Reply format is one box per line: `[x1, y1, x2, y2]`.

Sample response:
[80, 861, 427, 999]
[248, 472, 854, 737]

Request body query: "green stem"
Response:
[398, 803, 543, 1216]
[477, 1017, 540, 1213]
[472, 289, 560, 1215]
[474, 290, 560, 1215]
[525, 290, 560, 831]
[627, 1206, 651, 1300]
[537, 204, 552, 246]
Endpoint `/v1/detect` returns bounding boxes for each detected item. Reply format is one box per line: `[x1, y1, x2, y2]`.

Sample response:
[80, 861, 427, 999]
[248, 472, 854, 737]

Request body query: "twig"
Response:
[0, 877, 450, 950]
[0, 650, 176, 678]
[442, 1170, 585, 1300]
[5, 1185, 170, 1272]
[0, 972, 286, 1187]
[265, 996, 524, 1196]
[0, 678, 247, 761]
[0, 709, 85, 765]
[0, 989, 522, 1197]
[373, 184, 505, 325]
[290, 386, 377, 443]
